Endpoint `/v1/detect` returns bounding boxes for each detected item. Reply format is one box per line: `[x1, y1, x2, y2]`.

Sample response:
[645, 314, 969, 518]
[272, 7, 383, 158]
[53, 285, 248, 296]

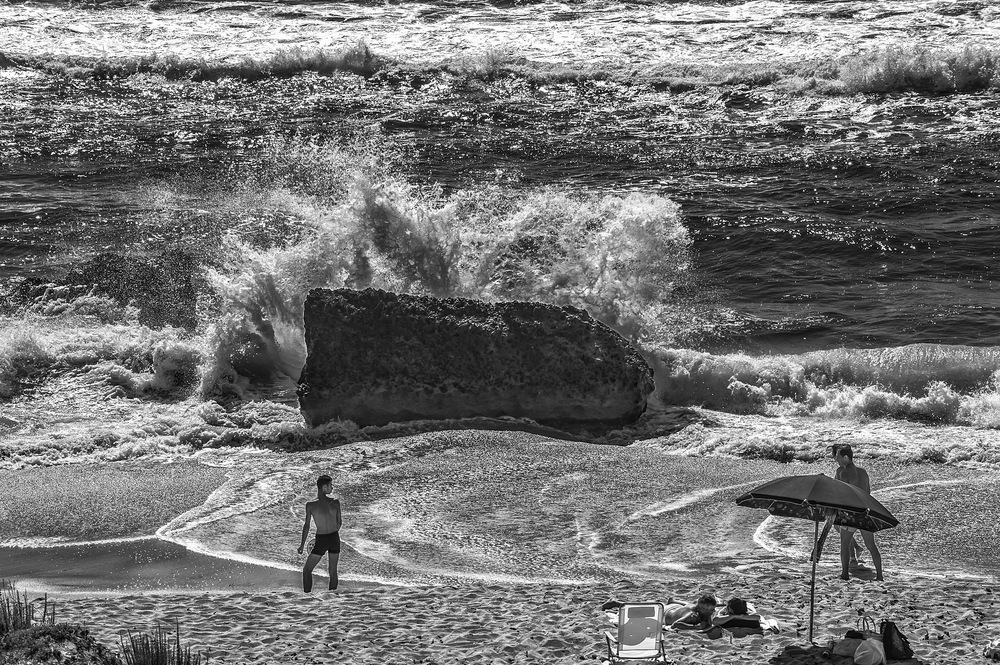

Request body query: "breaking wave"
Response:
[7, 43, 382, 82]
[2, 134, 692, 407]
[5, 42, 999, 95]
[651, 344, 1000, 427]
[182, 135, 692, 401]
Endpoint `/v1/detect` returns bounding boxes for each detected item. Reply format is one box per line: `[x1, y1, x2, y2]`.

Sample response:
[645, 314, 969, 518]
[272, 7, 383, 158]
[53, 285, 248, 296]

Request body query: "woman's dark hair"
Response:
[727, 598, 748, 615]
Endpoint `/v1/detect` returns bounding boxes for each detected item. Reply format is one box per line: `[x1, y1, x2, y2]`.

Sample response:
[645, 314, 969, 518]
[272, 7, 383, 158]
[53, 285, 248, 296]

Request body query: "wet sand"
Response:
[1, 539, 303, 595]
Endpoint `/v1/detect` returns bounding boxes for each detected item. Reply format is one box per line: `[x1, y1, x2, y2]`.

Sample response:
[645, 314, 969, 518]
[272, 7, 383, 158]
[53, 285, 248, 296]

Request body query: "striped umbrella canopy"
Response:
[735, 473, 899, 644]
[734, 473, 898, 531]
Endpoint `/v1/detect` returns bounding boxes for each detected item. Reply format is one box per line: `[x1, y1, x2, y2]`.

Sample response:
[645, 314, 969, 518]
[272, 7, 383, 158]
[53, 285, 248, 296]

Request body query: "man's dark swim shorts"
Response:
[310, 531, 341, 556]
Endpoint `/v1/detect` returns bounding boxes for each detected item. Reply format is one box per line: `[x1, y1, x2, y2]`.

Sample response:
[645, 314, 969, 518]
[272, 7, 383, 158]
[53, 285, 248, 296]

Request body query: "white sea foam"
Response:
[625, 480, 760, 523]
[574, 517, 603, 557]
[0, 535, 157, 549]
[753, 515, 809, 560]
[158, 466, 309, 538]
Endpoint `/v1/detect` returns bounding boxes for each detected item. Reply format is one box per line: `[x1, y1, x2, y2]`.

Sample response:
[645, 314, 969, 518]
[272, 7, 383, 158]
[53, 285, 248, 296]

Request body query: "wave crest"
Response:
[652, 344, 1000, 427]
[7, 40, 1000, 96]
[12, 43, 381, 81]
[840, 45, 999, 94]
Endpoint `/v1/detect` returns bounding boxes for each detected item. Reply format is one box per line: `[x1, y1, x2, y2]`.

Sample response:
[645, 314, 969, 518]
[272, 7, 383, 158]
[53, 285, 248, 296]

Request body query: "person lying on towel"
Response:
[664, 594, 724, 638]
[712, 598, 782, 638]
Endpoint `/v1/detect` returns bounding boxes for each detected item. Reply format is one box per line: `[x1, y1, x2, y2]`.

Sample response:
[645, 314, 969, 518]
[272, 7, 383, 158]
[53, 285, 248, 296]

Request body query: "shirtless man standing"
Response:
[834, 445, 884, 581]
[298, 474, 342, 592]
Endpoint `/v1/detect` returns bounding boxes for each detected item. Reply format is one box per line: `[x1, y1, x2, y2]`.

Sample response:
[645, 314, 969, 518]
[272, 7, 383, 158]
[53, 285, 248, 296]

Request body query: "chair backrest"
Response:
[616, 603, 665, 655]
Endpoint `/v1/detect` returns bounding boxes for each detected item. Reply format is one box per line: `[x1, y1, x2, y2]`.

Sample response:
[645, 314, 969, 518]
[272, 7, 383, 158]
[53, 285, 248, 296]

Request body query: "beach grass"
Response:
[120, 621, 208, 665]
[1, 580, 209, 665]
[0, 579, 55, 635]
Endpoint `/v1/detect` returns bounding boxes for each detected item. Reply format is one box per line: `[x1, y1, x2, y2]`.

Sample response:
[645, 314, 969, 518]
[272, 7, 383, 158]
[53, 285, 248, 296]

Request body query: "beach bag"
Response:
[880, 620, 914, 660]
[854, 638, 886, 665]
[846, 615, 881, 641]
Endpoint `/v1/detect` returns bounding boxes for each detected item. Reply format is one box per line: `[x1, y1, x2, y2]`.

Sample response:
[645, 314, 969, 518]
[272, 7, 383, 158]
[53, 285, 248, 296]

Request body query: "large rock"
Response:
[297, 288, 654, 430]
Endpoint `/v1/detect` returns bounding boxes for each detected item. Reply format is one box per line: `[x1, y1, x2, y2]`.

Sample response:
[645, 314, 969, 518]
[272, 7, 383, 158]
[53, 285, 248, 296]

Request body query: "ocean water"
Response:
[2, 0, 1000, 587]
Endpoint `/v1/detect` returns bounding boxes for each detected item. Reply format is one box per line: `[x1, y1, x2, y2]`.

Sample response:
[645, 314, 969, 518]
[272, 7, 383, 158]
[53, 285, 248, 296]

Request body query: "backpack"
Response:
[880, 620, 914, 660]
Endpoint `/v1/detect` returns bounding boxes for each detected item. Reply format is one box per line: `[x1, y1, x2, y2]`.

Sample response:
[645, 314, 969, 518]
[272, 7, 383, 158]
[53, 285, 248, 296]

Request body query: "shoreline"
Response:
[1, 538, 394, 599]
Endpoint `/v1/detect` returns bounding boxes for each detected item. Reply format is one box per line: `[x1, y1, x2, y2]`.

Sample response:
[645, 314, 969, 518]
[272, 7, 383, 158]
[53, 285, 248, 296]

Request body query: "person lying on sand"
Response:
[298, 474, 342, 592]
[712, 597, 783, 637]
[664, 594, 721, 637]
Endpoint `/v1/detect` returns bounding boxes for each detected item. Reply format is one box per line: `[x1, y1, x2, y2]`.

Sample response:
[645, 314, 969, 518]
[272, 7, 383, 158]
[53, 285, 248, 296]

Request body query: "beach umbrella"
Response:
[734, 474, 898, 643]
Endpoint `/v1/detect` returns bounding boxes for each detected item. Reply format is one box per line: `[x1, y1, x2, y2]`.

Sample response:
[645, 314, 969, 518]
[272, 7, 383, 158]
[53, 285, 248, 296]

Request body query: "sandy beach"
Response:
[25, 565, 1000, 664]
[4, 428, 999, 664]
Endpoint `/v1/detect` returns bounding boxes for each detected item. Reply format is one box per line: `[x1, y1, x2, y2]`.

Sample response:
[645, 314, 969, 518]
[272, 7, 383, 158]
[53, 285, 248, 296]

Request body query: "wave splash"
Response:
[4, 135, 1000, 444]
[186, 134, 692, 402]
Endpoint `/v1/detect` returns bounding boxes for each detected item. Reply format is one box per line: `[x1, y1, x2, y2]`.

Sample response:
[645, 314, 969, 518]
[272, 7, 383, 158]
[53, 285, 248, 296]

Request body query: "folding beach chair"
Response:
[604, 602, 672, 664]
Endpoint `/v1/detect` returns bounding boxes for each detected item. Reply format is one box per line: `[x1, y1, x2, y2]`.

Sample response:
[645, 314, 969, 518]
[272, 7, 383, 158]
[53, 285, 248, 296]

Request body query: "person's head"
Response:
[316, 474, 333, 494]
[695, 594, 718, 617]
[726, 597, 748, 616]
[836, 444, 854, 466]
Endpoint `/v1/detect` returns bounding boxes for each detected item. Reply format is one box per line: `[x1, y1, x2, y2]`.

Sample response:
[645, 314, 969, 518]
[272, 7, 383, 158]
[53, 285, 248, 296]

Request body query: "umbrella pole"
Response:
[809, 519, 818, 644]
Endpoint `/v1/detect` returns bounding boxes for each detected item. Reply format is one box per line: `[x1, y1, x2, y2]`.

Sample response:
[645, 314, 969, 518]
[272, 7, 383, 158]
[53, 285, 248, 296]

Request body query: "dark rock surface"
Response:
[298, 288, 654, 431]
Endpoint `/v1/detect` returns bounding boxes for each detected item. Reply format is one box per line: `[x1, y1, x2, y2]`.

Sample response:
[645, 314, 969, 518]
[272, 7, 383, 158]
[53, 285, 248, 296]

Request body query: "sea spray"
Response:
[840, 44, 1000, 94]
[0, 323, 52, 398]
[190, 136, 693, 397]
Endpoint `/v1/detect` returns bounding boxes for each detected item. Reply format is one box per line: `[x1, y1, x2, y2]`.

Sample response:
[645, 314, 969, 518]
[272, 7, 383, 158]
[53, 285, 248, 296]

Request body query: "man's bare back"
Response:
[306, 496, 341, 535]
